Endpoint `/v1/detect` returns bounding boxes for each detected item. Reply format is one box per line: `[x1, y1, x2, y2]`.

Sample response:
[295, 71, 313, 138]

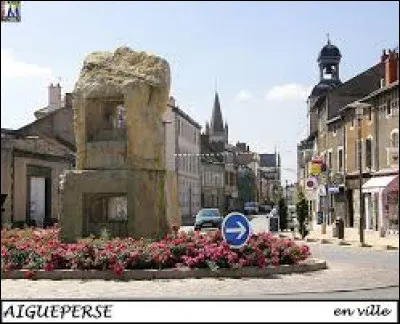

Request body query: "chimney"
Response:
[168, 96, 176, 107]
[381, 49, 389, 63]
[385, 49, 399, 86]
[48, 83, 62, 111]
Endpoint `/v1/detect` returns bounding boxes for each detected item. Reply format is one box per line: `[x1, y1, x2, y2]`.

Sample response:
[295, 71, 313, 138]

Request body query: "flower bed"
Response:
[1, 226, 311, 279]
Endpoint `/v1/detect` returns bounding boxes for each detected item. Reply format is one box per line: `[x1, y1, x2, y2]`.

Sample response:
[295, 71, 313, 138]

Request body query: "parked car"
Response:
[194, 208, 223, 231]
[244, 202, 259, 215]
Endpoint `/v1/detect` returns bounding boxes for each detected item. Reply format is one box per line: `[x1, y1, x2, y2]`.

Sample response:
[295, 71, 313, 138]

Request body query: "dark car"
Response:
[194, 208, 223, 231]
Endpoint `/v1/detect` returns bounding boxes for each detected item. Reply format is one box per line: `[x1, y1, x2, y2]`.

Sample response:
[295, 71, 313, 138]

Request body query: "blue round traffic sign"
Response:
[221, 212, 252, 249]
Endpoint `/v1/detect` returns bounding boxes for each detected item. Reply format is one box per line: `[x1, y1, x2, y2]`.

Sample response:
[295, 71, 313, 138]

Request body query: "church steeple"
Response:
[207, 90, 228, 145]
[210, 92, 224, 134]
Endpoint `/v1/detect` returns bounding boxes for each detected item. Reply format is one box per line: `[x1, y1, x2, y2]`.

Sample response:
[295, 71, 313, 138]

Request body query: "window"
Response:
[391, 131, 399, 148]
[350, 114, 355, 128]
[107, 196, 128, 221]
[333, 124, 337, 136]
[365, 138, 372, 170]
[328, 151, 332, 170]
[338, 148, 343, 172]
[391, 98, 399, 116]
[355, 142, 359, 170]
[386, 101, 392, 117]
[367, 107, 372, 121]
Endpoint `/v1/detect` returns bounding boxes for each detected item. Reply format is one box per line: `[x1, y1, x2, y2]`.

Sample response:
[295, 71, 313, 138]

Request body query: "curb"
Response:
[1, 259, 327, 280]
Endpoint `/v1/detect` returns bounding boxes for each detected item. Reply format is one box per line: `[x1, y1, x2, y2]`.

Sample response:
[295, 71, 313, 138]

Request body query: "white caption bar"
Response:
[1, 301, 398, 323]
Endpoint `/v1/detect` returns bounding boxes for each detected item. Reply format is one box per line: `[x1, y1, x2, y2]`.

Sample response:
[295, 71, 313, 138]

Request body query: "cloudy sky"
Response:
[1, 1, 399, 183]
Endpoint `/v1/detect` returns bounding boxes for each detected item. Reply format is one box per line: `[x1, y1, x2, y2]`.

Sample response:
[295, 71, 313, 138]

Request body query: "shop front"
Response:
[362, 175, 399, 235]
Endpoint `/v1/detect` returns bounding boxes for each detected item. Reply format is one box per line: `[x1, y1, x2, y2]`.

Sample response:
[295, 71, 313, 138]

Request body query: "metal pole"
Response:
[358, 114, 365, 244]
[285, 179, 289, 203]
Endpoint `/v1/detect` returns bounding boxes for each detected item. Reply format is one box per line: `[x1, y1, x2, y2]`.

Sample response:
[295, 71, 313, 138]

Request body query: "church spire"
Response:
[210, 91, 224, 134]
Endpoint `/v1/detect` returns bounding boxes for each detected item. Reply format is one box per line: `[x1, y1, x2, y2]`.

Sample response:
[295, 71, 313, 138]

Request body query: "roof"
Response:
[318, 43, 341, 60]
[18, 105, 72, 133]
[310, 62, 385, 117]
[326, 62, 385, 119]
[1, 133, 74, 158]
[331, 62, 385, 97]
[310, 79, 342, 97]
[200, 134, 224, 163]
[170, 105, 202, 129]
[210, 92, 225, 133]
[360, 80, 399, 102]
[326, 115, 342, 125]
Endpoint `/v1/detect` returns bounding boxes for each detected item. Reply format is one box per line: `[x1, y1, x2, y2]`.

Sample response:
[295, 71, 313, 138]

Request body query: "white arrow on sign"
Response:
[226, 221, 246, 239]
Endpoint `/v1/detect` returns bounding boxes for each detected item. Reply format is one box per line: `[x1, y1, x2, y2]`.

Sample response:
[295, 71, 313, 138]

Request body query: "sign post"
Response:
[221, 212, 251, 249]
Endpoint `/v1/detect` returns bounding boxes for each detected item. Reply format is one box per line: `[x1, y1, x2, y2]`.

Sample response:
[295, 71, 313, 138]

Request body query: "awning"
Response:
[362, 175, 398, 193]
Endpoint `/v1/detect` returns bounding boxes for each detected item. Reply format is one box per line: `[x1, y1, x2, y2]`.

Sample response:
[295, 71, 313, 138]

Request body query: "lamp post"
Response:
[353, 102, 371, 244]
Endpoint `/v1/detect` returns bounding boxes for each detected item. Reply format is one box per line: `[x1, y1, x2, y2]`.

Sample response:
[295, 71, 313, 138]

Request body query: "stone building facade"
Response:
[297, 39, 392, 234]
[168, 97, 202, 224]
[1, 129, 74, 227]
[18, 85, 75, 150]
[202, 92, 238, 213]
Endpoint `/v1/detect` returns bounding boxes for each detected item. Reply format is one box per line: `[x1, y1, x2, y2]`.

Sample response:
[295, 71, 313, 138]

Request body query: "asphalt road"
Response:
[180, 215, 399, 299]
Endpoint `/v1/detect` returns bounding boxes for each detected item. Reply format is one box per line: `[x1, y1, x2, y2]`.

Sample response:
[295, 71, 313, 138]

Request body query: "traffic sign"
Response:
[221, 212, 251, 249]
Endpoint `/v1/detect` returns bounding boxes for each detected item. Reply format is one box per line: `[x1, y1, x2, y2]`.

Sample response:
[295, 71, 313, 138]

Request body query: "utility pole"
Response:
[285, 179, 289, 204]
[357, 107, 365, 244]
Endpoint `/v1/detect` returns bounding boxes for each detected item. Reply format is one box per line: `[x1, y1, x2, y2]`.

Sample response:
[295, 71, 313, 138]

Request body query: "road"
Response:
[1, 215, 398, 299]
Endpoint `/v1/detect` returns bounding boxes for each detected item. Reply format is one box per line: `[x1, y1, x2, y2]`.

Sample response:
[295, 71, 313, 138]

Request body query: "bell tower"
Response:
[318, 34, 342, 83]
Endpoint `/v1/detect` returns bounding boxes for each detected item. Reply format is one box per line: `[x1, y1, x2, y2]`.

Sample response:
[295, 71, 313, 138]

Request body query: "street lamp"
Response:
[350, 101, 371, 244]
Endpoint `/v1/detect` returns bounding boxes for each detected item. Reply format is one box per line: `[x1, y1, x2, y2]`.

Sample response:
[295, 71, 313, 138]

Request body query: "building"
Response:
[168, 97, 202, 225]
[259, 152, 281, 203]
[1, 129, 74, 227]
[351, 49, 398, 235]
[18, 84, 75, 151]
[200, 134, 225, 211]
[202, 92, 238, 212]
[299, 38, 386, 229]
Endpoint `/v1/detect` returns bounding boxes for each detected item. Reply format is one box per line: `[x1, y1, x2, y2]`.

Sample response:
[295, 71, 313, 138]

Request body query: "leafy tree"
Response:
[237, 168, 256, 210]
[296, 191, 310, 238]
[278, 198, 288, 231]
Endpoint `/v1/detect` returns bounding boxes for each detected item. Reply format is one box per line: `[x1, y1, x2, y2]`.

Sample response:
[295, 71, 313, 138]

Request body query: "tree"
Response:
[278, 198, 288, 231]
[296, 191, 310, 238]
[237, 167, 256, 210]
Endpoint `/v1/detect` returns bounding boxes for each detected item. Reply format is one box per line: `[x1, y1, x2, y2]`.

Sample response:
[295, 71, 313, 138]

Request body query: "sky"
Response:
[1, 1, 399, 184]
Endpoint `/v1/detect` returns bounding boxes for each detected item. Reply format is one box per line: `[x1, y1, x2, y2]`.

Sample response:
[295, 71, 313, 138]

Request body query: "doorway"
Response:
[29, 177, 46, 227]
[347, 189, 354, 227]
[26, 165, 52, 227]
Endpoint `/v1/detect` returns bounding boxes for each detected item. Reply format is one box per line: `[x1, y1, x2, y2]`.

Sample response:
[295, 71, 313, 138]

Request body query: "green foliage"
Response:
[278, 198, 288, 231]
[296, 191, 310, 239]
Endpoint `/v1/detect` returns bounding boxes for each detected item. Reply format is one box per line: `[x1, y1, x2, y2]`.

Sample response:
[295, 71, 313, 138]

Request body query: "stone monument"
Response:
[59, 47, 180, 242]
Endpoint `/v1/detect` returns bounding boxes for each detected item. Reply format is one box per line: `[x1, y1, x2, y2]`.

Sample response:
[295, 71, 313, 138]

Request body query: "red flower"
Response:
[113, 263, 124, 276]
[44, 263, 54, 272]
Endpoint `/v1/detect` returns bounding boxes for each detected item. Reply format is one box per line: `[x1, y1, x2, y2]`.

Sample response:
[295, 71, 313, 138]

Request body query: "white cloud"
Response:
[1, 49, 52, 78]
[234, 89, 254, 102]
[234, 89, 261, 105]
[265, 83, 311, 102]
